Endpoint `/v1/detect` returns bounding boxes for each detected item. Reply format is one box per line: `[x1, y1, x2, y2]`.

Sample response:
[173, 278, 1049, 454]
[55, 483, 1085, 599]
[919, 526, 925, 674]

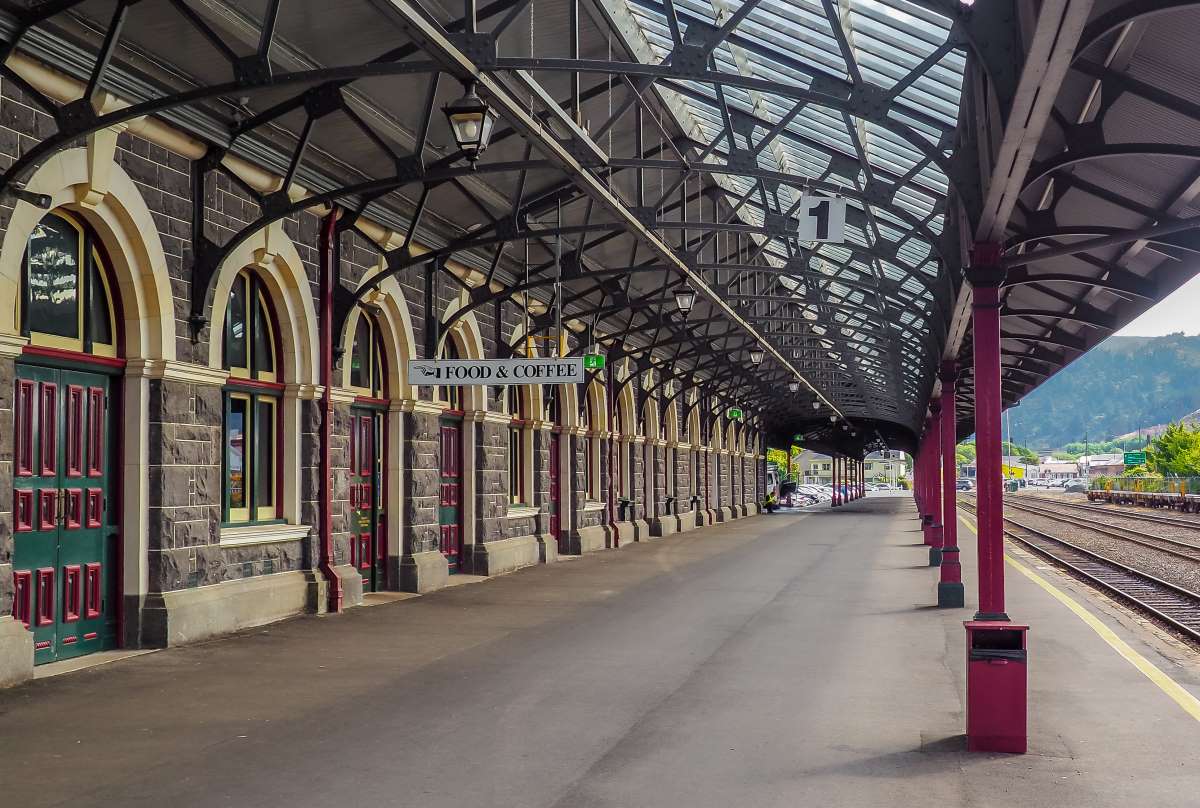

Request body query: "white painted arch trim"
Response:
[0, 146, 176, 361]
[206, 221, 319, 385]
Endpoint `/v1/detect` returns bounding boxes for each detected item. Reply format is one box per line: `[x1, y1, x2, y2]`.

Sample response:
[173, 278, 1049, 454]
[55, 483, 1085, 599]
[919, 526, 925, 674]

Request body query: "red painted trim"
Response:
[63, 564, 81, 622]
[22, 345, 126, 368]
[39, 382, 57, 476]
[359, 416, 372, 476]
[359, 533, 371, 570]
[12, 570, 32, 628]
[85, 563, 101, 619]
[83, 631, 98, 640]
[64, 488, 82, 530]
[353, 395, 388, 406]
[15, 489, 33, 532]
[66, 385, 84, 476]
[225, 377, 285, 393]
[86, 487, 102, 528]
[15, 378, 34, 476]
[349, 410, 357, 477]
[35, 567, 54, 626]
[87, 387, 104, 477]
[38, 488, 57, 531]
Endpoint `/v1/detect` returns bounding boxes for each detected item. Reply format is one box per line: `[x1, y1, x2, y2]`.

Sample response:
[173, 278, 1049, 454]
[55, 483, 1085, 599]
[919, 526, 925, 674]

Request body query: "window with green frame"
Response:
[222, 270, 281, 524]
[21, 210, 118, 357]
[438, 339, 462, 409]
[507, 386, 526, 505]
[348, 313, 385, 397]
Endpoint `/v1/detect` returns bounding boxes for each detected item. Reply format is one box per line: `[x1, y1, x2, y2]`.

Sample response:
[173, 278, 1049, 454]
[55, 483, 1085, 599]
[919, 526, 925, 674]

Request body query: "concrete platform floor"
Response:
[3, 495, 1200, 807]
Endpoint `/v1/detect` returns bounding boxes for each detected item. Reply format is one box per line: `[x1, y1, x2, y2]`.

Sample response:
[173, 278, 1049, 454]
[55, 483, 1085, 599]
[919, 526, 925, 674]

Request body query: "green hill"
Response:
[1007, 333, 1200, 450]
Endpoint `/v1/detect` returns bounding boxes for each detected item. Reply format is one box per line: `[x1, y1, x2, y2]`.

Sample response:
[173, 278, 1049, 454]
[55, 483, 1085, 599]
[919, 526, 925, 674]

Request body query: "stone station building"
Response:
[0, 57, 765, 687]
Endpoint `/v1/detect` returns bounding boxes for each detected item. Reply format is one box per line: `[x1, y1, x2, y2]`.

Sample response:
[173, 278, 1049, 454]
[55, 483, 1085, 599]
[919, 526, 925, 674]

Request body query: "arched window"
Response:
[349, 314, 385, 397]
[222, 270, 281, 524]
[543, 385, 559, 425]
[508, 386, 527, 505]
[438, 339, 462, 410]
[21, 210, 117, 357]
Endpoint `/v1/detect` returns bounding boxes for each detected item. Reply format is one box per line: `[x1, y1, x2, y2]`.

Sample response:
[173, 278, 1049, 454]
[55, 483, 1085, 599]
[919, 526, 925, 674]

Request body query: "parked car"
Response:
[1063, 478, 1089, 493]
[955, 478, 974, 491]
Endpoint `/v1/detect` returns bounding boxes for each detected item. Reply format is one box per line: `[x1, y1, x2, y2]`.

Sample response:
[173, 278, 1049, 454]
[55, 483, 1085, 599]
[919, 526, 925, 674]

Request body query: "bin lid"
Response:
[963, 620, 1029, 631]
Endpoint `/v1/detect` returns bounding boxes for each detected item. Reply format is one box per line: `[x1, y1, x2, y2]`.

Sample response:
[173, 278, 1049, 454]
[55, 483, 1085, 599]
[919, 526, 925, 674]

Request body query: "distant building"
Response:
[1035, 461, 1077, 481]
[1077, 453, 1125, 478]
[799, 451, 907, 484]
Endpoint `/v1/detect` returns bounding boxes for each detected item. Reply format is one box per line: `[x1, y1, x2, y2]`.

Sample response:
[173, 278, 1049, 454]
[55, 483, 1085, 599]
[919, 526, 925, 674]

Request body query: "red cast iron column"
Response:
[912, 442, 921, 509]
[929, 399, 944, 565]
[921, 424, 934, 545]
[970, 245, 1008, 620]
[939, 361, 965, 607]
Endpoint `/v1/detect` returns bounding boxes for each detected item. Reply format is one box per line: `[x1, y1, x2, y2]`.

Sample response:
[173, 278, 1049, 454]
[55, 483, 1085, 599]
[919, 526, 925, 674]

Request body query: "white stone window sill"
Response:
[506, 505, 541, 519]
[220, 523, 312, 548]
[583, 500, 606, 513]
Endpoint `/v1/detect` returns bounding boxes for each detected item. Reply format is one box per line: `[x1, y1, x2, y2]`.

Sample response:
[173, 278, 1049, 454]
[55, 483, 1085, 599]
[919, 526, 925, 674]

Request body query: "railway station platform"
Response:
[2, 495, 1199, 808]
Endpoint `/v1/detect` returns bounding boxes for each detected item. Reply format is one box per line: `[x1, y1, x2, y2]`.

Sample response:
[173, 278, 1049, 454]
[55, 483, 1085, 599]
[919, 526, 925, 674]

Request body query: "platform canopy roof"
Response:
[2, 0, 1198, 453]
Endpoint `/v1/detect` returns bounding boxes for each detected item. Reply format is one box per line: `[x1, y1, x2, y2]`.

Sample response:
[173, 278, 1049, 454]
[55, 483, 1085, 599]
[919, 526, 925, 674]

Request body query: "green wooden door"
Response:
[438, 417, 462, 572]
[12, 365, 116, 664]
[349, 407, 384, 591]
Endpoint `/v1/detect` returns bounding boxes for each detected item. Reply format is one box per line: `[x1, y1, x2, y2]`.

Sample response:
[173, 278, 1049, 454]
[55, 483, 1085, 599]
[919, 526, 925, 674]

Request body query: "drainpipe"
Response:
[607, 369, 618, 544]
[319, 211, 344, 613]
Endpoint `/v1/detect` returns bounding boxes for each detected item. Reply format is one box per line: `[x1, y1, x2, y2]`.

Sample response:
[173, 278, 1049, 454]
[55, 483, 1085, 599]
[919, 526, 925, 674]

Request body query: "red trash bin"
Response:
[964, 621, 1028, 753]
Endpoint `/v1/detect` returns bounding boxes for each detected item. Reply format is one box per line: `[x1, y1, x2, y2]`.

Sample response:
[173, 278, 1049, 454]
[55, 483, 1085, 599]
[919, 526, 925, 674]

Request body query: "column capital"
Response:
[397, 398, 445, 415]
[966, 242, 1006, 289]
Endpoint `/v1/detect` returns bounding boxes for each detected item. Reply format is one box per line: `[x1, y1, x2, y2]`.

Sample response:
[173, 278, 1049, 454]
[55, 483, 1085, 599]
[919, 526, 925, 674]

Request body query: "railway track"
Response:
[1014, 493, 1200, 531]
[959, 499, 1200, 644]
[992, 497, 1200, 562]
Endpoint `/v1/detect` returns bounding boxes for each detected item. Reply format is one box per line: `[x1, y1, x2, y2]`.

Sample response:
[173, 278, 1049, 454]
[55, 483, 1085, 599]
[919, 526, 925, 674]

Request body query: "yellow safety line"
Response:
[959, 514, 1200, 723]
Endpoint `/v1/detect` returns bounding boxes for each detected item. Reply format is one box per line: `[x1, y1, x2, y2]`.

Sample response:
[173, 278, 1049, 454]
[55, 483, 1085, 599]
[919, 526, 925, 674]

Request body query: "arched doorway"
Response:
[437, 339, 464, 572]
[346, 313, 387, 591]
[13, 210, 122, 664]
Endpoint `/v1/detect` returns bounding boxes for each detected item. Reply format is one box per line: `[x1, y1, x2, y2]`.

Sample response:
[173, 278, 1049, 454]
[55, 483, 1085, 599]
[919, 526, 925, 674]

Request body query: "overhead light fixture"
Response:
[788, 381, 800, 393]
[749, 349, 765, 365]
[812, 401, 821, 410]
[829, 415, 837, 423]
[443, 81, 498, 166]
[674, 287, 696, 315]
[842, 423, 849, 431]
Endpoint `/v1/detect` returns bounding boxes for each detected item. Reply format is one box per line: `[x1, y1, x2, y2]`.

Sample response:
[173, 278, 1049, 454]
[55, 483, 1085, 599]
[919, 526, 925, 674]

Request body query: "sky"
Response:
[1115, 273, 1200, 337]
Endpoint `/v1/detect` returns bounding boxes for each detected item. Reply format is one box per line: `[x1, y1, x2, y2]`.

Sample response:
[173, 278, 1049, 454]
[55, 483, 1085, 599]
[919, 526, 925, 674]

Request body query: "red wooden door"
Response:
[549, 432, 562, 553]
[438, 418, 462, 572]
[348, 408, 383, 591]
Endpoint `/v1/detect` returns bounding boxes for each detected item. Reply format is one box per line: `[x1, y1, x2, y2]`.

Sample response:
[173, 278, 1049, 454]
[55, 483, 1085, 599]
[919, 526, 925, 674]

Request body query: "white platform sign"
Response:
[408, 357, 585, 386]
[796, 195, 847, 243]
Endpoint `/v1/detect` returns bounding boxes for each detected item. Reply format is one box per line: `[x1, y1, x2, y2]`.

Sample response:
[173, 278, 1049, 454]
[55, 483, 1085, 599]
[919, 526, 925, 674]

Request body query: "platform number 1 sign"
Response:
[797, 195, 847, 243]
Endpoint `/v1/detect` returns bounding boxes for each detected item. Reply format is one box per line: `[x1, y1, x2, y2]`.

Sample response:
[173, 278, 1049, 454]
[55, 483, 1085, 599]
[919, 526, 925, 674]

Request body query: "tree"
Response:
[1001, 441, 1037, 463]
[955, 442, 976, 466]
[1146, 423, 1200, 477]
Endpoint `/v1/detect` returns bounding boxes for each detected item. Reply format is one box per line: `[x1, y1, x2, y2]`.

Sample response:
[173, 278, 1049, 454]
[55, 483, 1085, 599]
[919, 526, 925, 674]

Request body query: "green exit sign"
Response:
[1123, 451, 1147, 466]
[727, 407, 743, 420]
[583, 354, 605, 369]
